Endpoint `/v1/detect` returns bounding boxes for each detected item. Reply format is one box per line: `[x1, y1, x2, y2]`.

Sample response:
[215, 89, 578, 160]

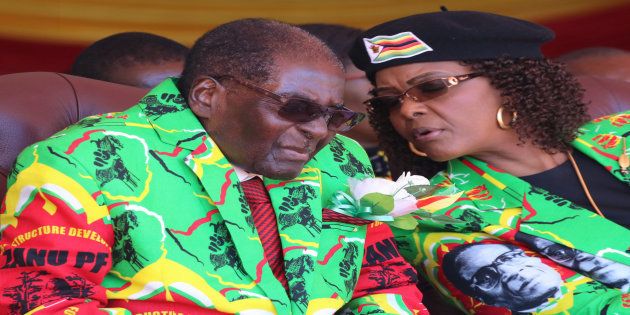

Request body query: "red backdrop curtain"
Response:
[1, 0, 629, 75]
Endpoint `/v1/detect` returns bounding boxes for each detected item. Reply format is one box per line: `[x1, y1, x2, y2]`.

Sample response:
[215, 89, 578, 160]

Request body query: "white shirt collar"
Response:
[233, 165, 262, 182]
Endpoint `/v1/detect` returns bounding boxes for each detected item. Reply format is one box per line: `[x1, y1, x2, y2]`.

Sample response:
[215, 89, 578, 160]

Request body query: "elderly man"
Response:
[0, 19, 426, 314]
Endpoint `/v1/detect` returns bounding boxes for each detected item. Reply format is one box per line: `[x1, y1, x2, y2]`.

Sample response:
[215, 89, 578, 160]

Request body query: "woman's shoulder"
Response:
[428, 169, 457, 190]
[582, 110, 630, 132]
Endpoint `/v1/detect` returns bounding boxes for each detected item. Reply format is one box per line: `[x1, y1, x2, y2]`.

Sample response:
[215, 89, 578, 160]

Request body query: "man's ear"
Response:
[188, 76, 223, 119]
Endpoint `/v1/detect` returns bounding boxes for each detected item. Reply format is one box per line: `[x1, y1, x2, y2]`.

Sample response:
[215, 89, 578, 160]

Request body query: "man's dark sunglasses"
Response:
[364, 72, 484, 109]
[470, 248, 525, 292]
[216, 76, 365, 132]
[539, 243, 577, 264]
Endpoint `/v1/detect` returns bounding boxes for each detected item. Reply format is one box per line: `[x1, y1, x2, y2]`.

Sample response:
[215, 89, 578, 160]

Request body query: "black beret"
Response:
[349, 10, 555, 81]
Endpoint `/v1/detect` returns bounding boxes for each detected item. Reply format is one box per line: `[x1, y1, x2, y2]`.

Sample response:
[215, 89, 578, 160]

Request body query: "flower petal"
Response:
[350, 177, 397, 199]
[390, 197, 419, 217]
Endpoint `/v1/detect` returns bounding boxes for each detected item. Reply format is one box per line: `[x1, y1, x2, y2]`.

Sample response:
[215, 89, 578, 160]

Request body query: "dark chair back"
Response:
[576, 75, 630, 118]
[0, 72, 146, 200]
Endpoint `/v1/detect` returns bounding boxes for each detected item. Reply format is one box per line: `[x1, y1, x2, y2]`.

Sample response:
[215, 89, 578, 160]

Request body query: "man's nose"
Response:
[574, 252, 598, 267]
[298, 115, 330, 140]
[497, 262, 522, 282]
[399, 96, 428, 119]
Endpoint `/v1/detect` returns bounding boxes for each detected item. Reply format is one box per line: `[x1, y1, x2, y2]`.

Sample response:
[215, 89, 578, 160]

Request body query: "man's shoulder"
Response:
[15, 105, 147, 164]
[309, 135, 373, 176]
[307, 135, 374, 200]
[316, 135, 368, 161]
[328, 134, 365, 152]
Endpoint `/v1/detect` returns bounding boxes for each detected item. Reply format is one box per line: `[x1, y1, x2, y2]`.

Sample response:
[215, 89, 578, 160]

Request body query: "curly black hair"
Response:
[369, 56, 590, 178]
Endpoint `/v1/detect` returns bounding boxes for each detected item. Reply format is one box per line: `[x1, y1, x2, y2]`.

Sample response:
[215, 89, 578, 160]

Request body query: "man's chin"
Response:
[260, 163, 306, 180]
[508, 287, 560, 312]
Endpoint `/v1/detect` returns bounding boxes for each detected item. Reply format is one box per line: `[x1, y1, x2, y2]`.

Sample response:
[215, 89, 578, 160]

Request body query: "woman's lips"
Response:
[412, 127, 443, 142]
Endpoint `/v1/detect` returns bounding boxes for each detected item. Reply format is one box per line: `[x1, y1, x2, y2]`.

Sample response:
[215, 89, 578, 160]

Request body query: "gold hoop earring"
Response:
[496, 107, 517, 130]
[408, 142, 428, 157]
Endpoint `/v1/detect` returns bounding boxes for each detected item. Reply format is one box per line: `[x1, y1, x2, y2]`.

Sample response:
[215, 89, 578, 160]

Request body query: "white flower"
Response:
[328, 172, 461, 229]
[348, 177, 397, 200]
[395, 171, 430, 187]
[348, 172, 430, 217]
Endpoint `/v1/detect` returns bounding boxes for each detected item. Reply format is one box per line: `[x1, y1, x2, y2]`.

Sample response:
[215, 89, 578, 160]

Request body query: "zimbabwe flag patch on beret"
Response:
[363, 31, 433, 64]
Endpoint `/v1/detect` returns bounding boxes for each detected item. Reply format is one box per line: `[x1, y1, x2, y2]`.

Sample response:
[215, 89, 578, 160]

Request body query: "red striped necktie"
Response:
[240, 177, 289, 292]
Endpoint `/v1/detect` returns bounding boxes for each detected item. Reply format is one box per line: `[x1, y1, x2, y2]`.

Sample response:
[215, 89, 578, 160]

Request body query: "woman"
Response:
[349, 10, 630, 314]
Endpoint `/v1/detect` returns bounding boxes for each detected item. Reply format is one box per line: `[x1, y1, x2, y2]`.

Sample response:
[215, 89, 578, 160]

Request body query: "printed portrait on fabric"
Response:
[420, 233, 622, 314]
[442, 242, 563, 312]
[515, 232, 630, 291]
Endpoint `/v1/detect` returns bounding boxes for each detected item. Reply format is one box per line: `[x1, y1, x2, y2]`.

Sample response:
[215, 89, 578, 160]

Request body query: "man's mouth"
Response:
[587, 263, 615, 279]
[517, 278, 534, 292]
[278, 146, 311, 161]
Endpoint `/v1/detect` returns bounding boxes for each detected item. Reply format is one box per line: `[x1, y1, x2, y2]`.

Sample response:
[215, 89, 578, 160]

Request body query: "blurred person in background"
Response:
[555, 47, 630, 117]
[70, 31, 188, 88]
[557, 47, 630, 82]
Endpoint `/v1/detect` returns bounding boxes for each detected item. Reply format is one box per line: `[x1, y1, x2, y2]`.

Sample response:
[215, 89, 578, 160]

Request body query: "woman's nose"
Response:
[398, 95, 428, 119]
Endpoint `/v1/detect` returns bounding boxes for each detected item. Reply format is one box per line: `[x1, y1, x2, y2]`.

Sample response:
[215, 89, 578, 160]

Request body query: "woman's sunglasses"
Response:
[364, 72, 483, 109]
[216, 76, 365, 132]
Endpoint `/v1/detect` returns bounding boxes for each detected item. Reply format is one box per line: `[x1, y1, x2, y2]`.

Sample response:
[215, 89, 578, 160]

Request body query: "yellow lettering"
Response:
[68, 227, 76, 236]
[12, 236, 22, 246]
[59, 226, 66, 235]
[10, 225, 67, 246]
